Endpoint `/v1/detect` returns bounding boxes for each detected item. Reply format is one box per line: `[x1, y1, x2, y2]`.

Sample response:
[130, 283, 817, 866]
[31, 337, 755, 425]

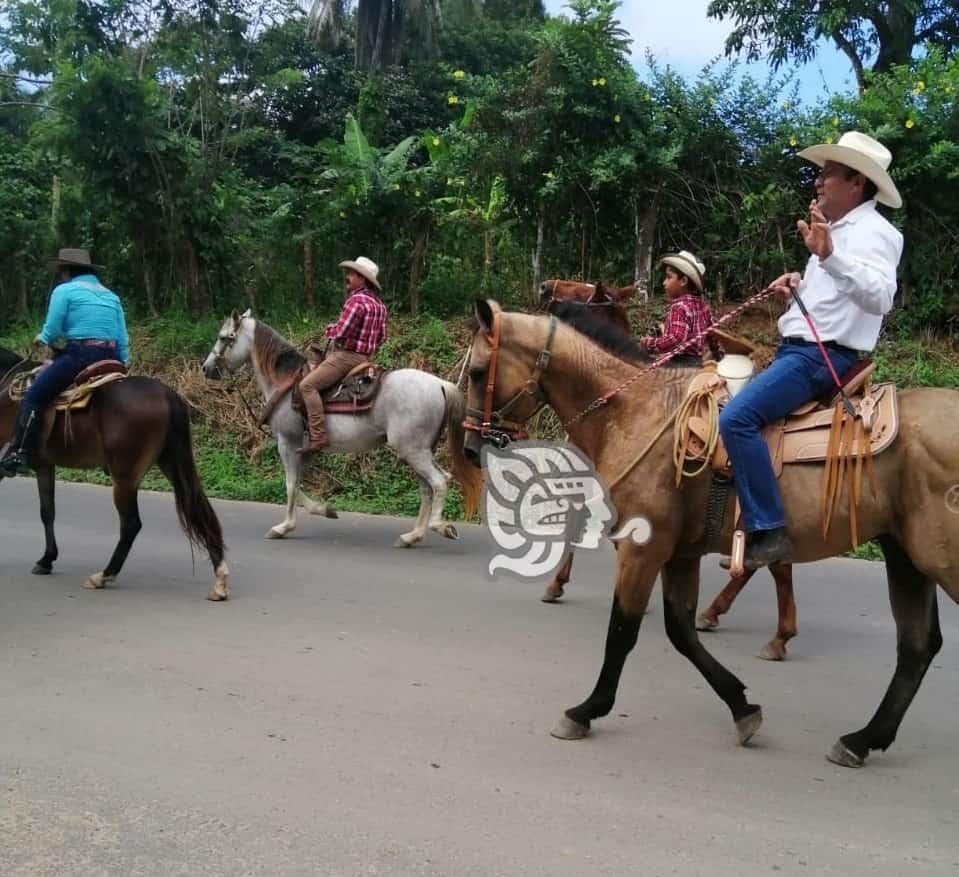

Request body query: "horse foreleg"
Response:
[758, 563, 797, 661]
[542, 553, 573, 603]
[267, 437, 302, 539]
[828, 536, 941, 768]
[696, 568, 757, 631]
[33, 464, 58, 575]
[85, 477, 142, 591]
[551, 542, 663, 740]
[661, 555, 763, 745]
[297, 488, 337, 519]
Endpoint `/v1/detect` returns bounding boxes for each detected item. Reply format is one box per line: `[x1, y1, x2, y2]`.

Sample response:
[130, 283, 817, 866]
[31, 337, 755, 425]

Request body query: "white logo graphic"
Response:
[481, 441, 652, 579]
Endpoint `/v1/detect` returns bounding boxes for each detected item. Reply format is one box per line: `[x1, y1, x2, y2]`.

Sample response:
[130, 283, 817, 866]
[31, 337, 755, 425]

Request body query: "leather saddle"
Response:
[280, 362, 387, 423]
[682, 359, 898, 475]
[12, 360, 127, 412]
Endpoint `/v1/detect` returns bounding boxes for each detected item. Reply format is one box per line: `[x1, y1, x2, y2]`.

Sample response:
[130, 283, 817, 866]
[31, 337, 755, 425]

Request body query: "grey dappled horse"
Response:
[202, 310, 481, 545]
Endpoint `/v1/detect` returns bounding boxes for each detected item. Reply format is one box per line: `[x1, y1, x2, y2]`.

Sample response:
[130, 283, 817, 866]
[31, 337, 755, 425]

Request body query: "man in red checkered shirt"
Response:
[639, 250, 722, 364]
[299, 256, 388, 454]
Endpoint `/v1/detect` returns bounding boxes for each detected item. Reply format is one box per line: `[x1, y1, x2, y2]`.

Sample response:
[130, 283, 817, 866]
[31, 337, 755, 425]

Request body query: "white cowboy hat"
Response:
[339, 256, 381, 290]
[797, 131, 902, 209]
[659, 250, 705, 292]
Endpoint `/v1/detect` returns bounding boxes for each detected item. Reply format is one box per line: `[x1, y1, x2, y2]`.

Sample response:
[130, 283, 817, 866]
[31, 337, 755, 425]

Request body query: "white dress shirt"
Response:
[778, 199, 904, 352]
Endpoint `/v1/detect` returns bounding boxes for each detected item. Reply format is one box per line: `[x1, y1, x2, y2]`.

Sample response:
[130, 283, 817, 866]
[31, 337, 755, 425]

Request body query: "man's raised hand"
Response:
[797, 200, 833, 260]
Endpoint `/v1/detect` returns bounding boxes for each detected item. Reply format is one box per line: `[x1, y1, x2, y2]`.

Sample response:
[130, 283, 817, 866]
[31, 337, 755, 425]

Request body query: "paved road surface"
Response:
[1, 480, 957, 876]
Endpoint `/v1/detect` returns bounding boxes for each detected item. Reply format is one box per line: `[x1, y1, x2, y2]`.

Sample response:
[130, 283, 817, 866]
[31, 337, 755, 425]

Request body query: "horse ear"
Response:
[593, 282, 612, 303]
[230, 309, 240, 325]
[241, 308, 252, 319]
[474, 299, 499, 333]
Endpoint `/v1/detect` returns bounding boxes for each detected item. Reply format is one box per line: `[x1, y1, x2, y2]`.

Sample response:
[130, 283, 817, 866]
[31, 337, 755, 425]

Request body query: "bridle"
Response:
[208, 328, 239, 372]
[463, 312, 558, 449]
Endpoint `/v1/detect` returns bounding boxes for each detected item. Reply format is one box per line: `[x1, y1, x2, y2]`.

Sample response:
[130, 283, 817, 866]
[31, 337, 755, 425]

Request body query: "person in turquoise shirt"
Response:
[1, 248, 129, 477]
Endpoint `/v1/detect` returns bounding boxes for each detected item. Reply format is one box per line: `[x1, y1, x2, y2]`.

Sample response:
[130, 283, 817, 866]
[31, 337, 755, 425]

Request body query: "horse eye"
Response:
[469, 367, 486, 382]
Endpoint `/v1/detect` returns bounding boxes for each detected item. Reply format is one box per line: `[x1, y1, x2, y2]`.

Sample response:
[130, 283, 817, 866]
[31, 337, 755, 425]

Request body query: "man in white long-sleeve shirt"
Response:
[719, 131, 904, 570]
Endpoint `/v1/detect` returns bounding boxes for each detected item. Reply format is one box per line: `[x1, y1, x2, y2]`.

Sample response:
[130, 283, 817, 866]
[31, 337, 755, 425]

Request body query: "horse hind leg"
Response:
[297, 488, 337, 519]
[84, 476, 142, 591]
[696, 567, 757, 631]
[542, 552, 573, 603]
[828, 535, 941, 768]
[32, 464, 59, 575]
[758, 563, 797, 661]
[395, 476, 431, 548]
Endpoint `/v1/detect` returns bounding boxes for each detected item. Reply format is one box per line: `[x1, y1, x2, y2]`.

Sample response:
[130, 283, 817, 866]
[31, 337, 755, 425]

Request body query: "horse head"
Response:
[203, 309, 254, 379]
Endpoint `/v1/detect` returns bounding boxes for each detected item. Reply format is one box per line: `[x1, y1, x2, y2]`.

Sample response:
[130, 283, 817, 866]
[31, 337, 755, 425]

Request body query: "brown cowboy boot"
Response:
[298, 386, 329, 455]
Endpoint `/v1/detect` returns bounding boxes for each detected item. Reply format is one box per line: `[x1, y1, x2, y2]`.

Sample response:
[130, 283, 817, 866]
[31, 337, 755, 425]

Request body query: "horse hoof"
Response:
[541, 593, 562, 603]
[83, 572, 111, 590]
[265, 528, 286, 540]
[394, 536, 417, 548]
[32, 564, 52, 576]
[550, 715, 590, 740]
[443, 524, 459, 540]
[696, 613, 719, 631]
[826, 739, 865, 768]
[324, 506, 338, 519]
[207, 588, 228, 602]
[758, 641, 787, 661]
[735, 707, 763, 745]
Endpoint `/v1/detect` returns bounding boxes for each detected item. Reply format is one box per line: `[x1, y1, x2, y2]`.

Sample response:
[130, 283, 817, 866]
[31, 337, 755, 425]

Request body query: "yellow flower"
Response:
[448, 95, 459, 105]
[946, 85, 954, 94]
[446, 177, 453, 185]
[339, 211, 347, 218]
[824, 136, 834, 144]
[542, 171, 554, 179]
[832, 116, 839, 126]
[914, 80, 925, 92]
[432, 137, 440, 146]
[905, 119, 915, 129]
[592, 78, 598, 87]
[453, 69, 466, 79]
[789, 136, 798, 147]
[598, 77, 606, 86]
[392, 183, 400, 190]
[415, 189, 422, 197]
[614, 114, 621, 124]
[782, 101, 792, 110]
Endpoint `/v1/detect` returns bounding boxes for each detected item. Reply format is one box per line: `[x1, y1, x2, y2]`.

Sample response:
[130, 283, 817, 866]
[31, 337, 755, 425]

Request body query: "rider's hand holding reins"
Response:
[764, 272, 801, 303]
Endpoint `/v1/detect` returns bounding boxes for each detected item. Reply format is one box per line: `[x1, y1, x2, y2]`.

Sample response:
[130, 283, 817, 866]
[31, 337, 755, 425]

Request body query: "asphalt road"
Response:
[1, 480, 958, 876]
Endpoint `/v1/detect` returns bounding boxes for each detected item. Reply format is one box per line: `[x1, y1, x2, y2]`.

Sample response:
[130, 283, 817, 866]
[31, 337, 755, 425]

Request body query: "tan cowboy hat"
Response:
[339, 256, 381, 290]
[49, 247, 103, 273]
[659, 250, 705, 292]
[798, 131, 902, 209]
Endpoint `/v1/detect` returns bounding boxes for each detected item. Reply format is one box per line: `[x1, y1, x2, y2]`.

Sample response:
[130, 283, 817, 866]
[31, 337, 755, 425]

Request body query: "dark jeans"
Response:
[718, 340, 860, 533]
[22, 343, 117, 415]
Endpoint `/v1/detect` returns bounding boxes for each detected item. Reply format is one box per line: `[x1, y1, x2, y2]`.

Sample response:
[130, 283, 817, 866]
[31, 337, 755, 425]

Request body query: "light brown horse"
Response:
[0, 346, 229, 600]
[464, 302, 959, 768]
[541, 287, 799, 660]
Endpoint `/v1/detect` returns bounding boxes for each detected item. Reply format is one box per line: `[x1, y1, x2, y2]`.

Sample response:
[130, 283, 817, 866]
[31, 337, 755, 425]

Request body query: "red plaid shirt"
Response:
[325, 287, 388, 355]
[642, 293, 722, 360]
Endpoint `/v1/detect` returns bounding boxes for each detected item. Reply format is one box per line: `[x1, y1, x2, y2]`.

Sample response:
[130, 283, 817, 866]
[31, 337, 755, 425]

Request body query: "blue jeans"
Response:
[718, 341, 860, 533]
[23, 343, 117, 414]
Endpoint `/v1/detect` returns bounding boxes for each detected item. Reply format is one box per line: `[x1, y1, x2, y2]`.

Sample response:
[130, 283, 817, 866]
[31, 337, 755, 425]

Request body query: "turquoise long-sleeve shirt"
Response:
[39, 275, 130, 364]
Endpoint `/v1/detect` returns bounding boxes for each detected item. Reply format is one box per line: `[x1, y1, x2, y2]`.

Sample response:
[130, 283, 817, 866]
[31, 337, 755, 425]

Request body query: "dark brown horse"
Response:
[465, 302, 959, 768]
[0, 346, 229, 600]
[541, 288, 798, 660]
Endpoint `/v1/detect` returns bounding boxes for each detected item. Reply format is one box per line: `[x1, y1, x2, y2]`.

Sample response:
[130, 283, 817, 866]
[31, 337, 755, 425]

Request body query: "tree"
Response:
[707, 0, 959, 93]
[307, 0, 443, 72]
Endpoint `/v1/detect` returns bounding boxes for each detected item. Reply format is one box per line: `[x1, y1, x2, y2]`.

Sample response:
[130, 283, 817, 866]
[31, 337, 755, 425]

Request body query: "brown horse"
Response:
[0, 346, 229, 600]
[541, 290, 799, 660]
[464, 302, 959, 768]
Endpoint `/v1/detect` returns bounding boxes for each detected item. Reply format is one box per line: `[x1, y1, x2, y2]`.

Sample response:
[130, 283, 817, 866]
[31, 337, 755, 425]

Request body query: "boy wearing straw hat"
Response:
[298, 256, 388, 455]
[719, 131, 904, 571]
[640, 250, 723, 365]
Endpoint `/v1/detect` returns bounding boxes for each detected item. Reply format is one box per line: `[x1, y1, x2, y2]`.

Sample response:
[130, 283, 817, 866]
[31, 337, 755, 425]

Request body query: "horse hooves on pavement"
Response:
[695, 613, 719, 631]
[83, 572, 112, 590]
[541, 592, 563, 603]
[758, 641, 787, 661]
[550, 715, 590, 740]
[442, 524, 459, 540]
[394, 536, 417, 548]
[31, 564, 52, 576]
[826, 739, 865, 768]
[265, 528, 287, 540]
[735, 707, 763, 745]
[207, 589, 229, 602]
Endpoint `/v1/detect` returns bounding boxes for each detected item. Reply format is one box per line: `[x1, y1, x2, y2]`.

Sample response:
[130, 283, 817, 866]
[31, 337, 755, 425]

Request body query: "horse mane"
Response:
[252, 322, 305, 383]
[547, 301, 651, 363]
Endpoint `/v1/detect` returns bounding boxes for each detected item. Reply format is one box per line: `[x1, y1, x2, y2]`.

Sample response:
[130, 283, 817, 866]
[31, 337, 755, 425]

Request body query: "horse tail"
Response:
[159, 388, 226, 568]
[441, 381, 483, 521]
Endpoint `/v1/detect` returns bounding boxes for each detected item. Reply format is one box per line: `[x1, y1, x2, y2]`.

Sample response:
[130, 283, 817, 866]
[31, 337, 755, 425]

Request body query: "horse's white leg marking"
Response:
[83, 571, 115, 590]
[395, 477, 431, 547]
[267, 435, 301, 539]
[402, 449, 458, 542]
[208, 560, 230, 601]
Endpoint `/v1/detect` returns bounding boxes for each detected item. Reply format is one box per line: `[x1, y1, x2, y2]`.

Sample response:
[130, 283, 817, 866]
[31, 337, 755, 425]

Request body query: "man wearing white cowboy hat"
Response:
[1, 248, 129, 478]
[718, 131, 904, 570]
[298, 256, 388, 454]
